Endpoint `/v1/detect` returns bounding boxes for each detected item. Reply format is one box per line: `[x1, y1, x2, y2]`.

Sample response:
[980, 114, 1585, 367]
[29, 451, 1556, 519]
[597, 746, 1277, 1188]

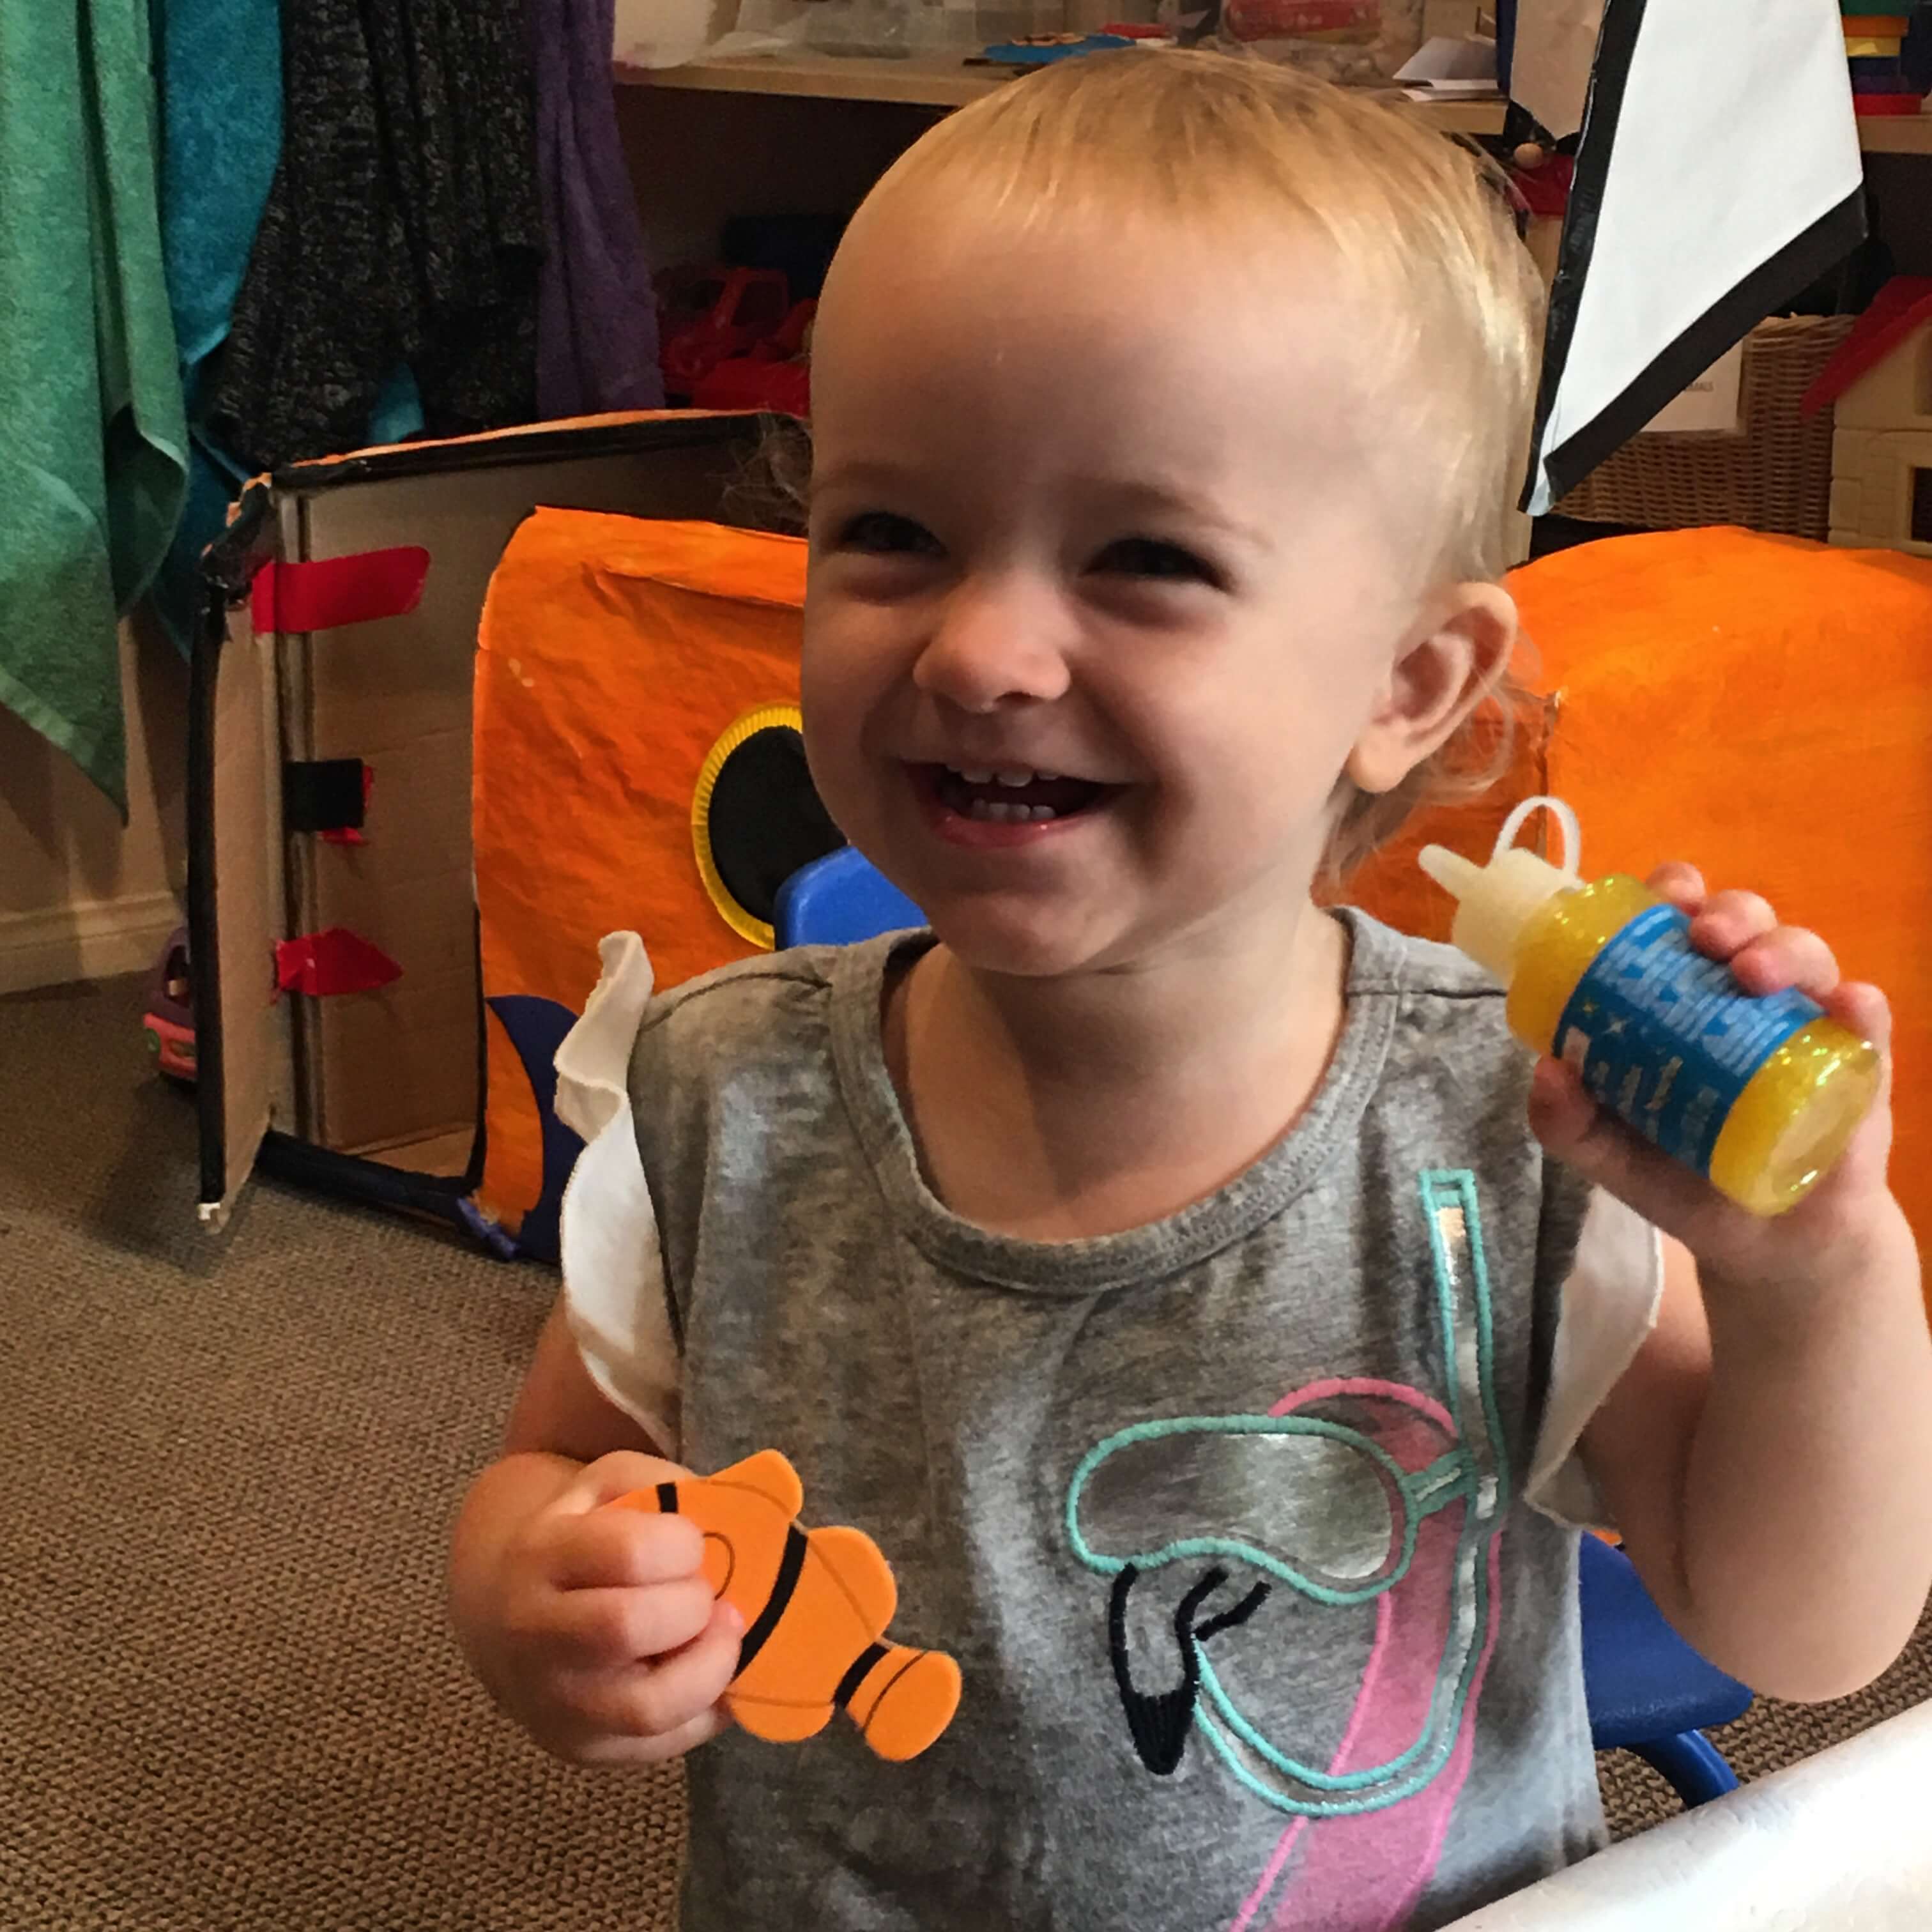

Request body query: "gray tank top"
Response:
[625, 910, 1606, 1931]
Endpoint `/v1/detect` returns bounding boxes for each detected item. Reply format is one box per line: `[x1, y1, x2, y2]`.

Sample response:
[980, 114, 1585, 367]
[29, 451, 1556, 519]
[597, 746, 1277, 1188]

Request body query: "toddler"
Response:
[450, 49, 1929, 1931]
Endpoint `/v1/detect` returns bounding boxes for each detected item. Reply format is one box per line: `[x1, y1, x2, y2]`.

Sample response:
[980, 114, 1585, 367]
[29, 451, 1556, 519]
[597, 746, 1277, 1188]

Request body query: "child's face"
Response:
[802, 195, 1436, 981]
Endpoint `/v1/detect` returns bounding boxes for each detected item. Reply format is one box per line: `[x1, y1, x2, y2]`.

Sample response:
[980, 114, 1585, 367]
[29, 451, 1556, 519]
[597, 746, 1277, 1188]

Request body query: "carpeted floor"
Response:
[3, 972, 1928, 1929]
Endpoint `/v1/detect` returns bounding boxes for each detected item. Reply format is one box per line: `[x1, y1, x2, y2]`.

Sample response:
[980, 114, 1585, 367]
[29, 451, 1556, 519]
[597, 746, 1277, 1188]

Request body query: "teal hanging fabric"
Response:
[148, 0, 283, 660]
[0, 0, 188, 811]
[146, 0, 427, 659]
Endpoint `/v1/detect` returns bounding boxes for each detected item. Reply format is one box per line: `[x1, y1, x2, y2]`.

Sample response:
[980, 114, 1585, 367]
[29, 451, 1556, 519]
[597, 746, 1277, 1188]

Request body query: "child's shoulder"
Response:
[629, 933, 909, 1089]
[636, 941, 861, 1054]
[1340, 907, 1506, 1007]
[1339, 908, 1524, 1100]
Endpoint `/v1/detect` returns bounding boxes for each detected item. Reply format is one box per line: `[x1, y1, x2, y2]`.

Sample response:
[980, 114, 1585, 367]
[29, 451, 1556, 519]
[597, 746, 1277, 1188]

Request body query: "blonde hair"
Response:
[809, 49, 1549, 875]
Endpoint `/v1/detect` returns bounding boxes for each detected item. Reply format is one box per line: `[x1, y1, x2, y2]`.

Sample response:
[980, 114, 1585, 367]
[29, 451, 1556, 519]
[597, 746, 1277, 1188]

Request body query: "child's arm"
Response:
[448, 1296, 742, 1763]
[1542, 868, 1932, 1703]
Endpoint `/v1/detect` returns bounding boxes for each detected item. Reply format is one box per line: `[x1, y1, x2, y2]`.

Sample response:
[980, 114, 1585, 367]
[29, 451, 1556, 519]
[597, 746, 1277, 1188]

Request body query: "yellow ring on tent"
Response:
[691, 702, 809, 950]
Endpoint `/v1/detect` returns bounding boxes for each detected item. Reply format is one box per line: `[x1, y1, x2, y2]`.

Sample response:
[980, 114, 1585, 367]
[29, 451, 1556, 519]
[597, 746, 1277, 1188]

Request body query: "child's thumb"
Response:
[1527, 1056, 1714, 1239]
[556, 1449, 693, 1516]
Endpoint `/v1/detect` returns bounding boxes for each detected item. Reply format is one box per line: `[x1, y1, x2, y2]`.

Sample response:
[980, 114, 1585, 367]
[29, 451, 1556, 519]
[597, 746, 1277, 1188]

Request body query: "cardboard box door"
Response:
[187, 411, 775, 1234]
[188, 543, 291, 1230]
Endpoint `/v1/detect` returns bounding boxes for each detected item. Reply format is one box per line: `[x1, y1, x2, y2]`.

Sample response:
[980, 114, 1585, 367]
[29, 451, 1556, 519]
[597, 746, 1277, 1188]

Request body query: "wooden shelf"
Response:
[621, 50, 1508, 130]
[1859, 112, 1932, 155]
[619, 50, 995, 109]
[622, 51, 1932, 151]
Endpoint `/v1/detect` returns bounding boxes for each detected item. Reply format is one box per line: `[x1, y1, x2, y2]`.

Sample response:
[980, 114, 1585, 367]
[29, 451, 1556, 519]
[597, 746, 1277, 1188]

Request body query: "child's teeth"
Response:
[995, 769, 1034, 787]
[965, 799, 1059, 824]
[959, 767, 993, 784]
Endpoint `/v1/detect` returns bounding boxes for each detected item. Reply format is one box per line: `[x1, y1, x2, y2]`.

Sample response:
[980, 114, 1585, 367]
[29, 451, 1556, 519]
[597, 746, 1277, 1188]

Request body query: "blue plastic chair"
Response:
[1579, 1533, 1752, 1805]
[774, 848, 1754, 1813]
[773, 845, 924, 949]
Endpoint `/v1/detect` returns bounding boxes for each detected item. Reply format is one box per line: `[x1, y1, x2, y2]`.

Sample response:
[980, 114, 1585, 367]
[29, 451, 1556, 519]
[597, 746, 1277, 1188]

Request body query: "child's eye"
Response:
[835, 512, 944, 558]
[1091, 537, 1225, 589]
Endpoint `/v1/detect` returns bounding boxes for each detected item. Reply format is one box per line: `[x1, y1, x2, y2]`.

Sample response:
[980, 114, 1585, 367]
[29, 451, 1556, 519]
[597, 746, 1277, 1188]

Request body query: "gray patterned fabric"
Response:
[211, 0, 541, 469]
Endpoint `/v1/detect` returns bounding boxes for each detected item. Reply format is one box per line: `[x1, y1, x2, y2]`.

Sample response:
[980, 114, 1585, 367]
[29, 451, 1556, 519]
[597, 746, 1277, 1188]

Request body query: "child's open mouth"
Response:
[919, 763, 1114, 825]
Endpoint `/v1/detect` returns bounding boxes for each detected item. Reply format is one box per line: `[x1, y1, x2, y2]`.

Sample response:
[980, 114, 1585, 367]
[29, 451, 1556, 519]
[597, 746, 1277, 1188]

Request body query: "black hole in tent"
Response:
[707, 726, 845, 925]
[1913, 468, 1932, 548]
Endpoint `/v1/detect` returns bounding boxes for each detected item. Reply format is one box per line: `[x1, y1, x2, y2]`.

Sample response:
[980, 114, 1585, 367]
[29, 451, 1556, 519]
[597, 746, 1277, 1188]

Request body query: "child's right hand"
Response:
[472, 1450, 744, 1766]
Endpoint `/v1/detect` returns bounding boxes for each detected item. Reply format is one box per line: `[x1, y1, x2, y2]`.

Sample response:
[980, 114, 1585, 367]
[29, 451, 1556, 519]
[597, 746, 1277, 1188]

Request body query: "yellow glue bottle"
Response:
[1420, 797, 1880, 1217]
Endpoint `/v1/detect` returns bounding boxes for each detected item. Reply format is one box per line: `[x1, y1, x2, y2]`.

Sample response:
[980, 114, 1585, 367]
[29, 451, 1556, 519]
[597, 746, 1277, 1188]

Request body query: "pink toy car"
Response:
[141, 926, 197, 1082]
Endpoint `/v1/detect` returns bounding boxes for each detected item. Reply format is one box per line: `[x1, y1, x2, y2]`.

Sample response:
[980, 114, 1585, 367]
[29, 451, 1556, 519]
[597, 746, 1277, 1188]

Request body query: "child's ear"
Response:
[1345, 583, 1518, 797]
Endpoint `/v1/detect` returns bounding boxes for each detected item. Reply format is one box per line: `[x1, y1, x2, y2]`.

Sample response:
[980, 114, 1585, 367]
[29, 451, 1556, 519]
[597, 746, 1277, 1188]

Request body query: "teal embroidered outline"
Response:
[1062, 1168, 1517, 1818]
[1065, 1414, 1420, 1608]
[1420, 1167, 1513, 1520]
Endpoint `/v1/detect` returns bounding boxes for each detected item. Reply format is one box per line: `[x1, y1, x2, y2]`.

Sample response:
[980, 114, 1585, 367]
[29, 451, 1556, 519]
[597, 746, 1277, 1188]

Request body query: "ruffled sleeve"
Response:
[552, 931, 682, 1457]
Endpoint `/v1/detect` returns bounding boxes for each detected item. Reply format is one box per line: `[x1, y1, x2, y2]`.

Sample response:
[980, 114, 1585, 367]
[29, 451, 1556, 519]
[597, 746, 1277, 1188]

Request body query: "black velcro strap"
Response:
[655, 1481, 678, 1514]
[284, 759, 367, 833]
[737, 1526, 808, 1674]
[832, 1642, 889, 1712]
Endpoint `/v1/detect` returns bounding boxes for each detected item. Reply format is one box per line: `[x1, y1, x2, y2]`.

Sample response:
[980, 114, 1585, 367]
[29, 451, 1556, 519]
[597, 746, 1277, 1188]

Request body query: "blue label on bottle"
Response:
[1551, 903, 1823, 1176]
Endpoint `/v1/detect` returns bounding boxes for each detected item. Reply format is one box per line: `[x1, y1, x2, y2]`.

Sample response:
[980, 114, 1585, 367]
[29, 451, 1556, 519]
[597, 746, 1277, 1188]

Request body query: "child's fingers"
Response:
[1828, 981, 1893, 1057]
[554, 1450, 693, 1515]
[1527, 1057, 1720, 1236]
[572, 1703, 733, 1770]
[543, 1506, 706, 1590]
[571, 1601, 744, 1742]
[1721, 924, 1841, 1001]
[1687, 889, 1777, 960]
[1644, 861, 1706, 912]
[542, 1577, 722, 1666]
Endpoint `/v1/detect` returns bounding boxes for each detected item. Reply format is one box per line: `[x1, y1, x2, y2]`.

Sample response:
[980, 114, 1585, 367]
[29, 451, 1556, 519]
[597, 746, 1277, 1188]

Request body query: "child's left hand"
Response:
[1526, 862, 1901, 1291]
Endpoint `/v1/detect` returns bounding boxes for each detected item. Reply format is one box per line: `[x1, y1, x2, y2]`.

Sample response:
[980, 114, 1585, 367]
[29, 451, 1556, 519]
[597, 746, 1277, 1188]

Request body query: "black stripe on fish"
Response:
[736, 1524, 808, 1675]
[833, 1641, 890, 1711]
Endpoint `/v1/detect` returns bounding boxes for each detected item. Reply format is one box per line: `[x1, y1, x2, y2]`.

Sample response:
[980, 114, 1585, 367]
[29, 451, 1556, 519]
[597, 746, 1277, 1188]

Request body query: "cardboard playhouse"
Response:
[190, 411, 793, 1250]
[191, 415, 1932, 1292]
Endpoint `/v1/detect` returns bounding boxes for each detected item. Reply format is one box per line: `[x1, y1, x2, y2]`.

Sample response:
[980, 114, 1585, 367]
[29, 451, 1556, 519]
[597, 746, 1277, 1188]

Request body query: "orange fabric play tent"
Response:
[472, 510, 811, 1237]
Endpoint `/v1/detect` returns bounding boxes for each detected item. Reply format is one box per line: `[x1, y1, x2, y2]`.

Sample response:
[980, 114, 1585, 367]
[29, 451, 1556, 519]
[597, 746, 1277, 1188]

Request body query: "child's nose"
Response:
[912, 576, 1072, 714]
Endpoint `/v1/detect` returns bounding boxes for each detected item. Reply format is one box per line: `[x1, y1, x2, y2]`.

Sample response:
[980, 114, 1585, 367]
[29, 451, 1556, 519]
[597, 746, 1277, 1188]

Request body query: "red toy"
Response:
[657, 266, 793, 400]
[691, 298, 815, 418]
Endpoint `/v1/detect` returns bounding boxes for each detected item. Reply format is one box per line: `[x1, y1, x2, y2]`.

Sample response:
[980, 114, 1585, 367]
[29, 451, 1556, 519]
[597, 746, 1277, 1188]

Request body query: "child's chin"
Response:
[932, 910, 1114, 981]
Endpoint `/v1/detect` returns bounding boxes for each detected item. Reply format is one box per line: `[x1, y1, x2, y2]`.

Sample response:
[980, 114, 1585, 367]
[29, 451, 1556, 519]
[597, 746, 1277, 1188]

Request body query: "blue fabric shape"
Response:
[486, 993, 588, 1265]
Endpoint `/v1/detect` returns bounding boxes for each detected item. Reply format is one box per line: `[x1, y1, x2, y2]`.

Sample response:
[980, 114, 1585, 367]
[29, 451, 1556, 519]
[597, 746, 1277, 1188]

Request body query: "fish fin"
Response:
[708, 1449, 805, 1517]
[807, 1524, 898, 1634]
[728, 1692, 835, 1743]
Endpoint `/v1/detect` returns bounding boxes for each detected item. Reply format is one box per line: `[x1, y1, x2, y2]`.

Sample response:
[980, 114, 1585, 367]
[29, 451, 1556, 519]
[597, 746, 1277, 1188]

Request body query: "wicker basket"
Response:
[1552, 314, 1855, 541]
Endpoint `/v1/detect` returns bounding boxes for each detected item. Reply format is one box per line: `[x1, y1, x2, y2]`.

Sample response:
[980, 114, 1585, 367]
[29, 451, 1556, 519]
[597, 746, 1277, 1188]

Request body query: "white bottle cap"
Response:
[1417, 796, 1584, 983]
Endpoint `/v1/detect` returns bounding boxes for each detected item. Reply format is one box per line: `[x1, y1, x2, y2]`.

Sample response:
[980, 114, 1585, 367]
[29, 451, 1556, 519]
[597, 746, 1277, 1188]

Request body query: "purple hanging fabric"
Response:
[532, 0, 665, 417]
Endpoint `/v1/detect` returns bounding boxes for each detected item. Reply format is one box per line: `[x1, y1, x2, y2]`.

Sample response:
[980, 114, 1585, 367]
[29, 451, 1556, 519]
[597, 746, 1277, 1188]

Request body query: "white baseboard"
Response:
[0, 891, 183, 996]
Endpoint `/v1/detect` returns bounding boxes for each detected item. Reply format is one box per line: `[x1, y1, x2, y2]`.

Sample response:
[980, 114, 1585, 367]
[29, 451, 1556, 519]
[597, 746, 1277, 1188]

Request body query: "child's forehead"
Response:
[821, 194, 1383, 404]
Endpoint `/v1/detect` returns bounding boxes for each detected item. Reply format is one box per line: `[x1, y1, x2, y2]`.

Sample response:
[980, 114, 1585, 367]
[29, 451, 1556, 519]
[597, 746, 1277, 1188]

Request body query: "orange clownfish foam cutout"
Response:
[614, 1450, 962, 1761]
